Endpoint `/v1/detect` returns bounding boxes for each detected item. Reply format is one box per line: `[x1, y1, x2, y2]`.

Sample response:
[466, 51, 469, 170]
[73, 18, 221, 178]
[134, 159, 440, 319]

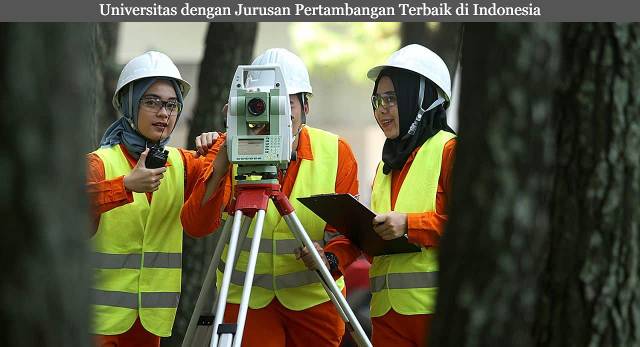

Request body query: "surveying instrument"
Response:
[182, 65, 371, 347]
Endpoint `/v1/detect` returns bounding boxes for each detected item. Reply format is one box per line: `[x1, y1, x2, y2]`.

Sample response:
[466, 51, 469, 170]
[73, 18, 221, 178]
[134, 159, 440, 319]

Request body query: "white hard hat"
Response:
[367, 44, 451, 102]
[112, 51, 191, 111]
[250, 48, 312, 95]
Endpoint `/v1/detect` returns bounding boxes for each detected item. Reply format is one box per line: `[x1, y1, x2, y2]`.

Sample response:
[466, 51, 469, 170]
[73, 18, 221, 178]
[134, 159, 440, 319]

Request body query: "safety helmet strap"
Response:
[127, 82, 136, 129]
[403, 77, 446, 139]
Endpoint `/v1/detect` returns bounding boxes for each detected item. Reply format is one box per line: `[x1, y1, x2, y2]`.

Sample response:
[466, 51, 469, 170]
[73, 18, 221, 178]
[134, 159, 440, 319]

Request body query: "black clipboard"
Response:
[297, 193, 421, 256]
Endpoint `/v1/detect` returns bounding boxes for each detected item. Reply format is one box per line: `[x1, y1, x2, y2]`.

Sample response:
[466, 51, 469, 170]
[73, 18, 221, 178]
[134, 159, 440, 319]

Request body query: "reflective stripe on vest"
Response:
[238, 237, 321, 255]
[91, 145, 184, 337]
[92, 253, 141, 269]
[217, 260, 321, 290]
[370, 272, 438, 292]
[143, 252, 182, 268]
[369, 130, 455, 317]
[92, 290, 179, 309]
[92, 252, 182, 269]
[217, 126, 345, 310]
[92, 289, 138, 309]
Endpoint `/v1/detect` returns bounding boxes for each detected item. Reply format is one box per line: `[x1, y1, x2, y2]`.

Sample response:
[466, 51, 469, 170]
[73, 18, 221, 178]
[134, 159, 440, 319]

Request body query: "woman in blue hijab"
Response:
[86, 51, 222, 347]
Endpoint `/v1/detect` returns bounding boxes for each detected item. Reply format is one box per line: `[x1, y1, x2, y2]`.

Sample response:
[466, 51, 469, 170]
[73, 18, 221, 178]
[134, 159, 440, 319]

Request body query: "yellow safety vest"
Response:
[217, 126, 345, 310]
[369, 130, 456, 317]
[91, 145, 184, 337]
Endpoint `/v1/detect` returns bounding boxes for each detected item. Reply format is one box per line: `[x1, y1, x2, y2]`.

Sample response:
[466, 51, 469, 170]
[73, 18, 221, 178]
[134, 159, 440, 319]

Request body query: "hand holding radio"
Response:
[124, 148, 167, 193]
[145, 144, 169, 169]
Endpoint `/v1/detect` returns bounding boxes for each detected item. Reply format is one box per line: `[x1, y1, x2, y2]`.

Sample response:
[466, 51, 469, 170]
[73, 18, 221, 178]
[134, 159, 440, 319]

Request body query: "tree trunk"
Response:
[0, 23, 94, 346]
[400, 22, 463, 75]
[91, 23, 120, 148]
[429, 23, 560, 347]
[165, 22, 257, 347]
[535, 23, 640, 347]
[188, 23, 258, 136]
[430, 22, 640, 347]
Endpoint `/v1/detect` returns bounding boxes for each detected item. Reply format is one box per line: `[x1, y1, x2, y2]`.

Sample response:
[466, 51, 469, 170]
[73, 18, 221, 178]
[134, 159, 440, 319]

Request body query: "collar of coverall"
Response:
[293, 126, 313, 161]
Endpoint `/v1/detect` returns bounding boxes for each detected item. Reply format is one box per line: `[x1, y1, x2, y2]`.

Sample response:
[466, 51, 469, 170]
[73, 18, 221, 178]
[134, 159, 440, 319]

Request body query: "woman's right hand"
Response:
[123, 148, 167, 193]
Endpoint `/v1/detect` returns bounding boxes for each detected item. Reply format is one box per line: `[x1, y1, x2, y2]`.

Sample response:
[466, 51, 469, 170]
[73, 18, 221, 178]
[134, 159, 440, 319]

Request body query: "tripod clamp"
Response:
[229, 180, 292, 218]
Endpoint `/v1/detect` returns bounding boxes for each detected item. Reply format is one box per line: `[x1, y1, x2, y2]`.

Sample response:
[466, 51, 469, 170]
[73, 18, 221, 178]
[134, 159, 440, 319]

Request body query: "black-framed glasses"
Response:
[140, 96, 183, 116]
[371, 92, 397, 110]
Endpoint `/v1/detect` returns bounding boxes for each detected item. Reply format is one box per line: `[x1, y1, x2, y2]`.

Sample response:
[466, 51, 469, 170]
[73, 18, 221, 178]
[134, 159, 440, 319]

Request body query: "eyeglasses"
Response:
[371, 92, 397, 110]
[140, 96, 183, 116]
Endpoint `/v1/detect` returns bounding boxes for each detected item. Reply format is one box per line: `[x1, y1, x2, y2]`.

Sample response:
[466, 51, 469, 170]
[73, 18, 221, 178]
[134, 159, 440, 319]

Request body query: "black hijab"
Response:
[373, 67, 454, 175]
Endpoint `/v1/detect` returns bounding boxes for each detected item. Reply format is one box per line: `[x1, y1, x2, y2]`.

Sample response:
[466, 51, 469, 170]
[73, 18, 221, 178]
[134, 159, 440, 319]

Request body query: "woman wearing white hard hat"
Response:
[87, 51, 221, 346]
[367, 44, 457, 347]
[182, 48, 362, 346]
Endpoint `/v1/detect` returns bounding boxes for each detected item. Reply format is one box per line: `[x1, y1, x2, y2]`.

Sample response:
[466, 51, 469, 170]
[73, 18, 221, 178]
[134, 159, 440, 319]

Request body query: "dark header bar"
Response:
[2, 0, 639, 21]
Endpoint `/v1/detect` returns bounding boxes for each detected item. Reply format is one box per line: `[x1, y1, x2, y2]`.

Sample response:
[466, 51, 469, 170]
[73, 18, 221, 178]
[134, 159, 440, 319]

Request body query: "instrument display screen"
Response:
[237, 138, 265, 155]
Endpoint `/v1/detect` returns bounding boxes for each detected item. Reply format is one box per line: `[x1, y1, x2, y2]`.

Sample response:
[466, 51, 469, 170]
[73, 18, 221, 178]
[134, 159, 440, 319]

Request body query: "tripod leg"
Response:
[233, 209, 266, 347]
[212, 215, 252, 347]
[182, 217, 234, 347]
[283, 213, 373, 347]
[230, 216, 252, 278]
[211, 211, 265, 347]
[312, 281, 371, 347]
[211, 210, 245, 347]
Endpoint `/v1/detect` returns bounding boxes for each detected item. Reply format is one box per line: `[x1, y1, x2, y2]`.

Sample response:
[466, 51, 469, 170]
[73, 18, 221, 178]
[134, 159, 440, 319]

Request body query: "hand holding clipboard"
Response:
[297, 194, 420, 256]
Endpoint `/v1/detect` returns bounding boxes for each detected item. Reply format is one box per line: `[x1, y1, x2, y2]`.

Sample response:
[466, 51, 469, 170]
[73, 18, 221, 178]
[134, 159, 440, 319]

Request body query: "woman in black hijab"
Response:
[367, 44, 457, 347]
[373, 66, 454, 174]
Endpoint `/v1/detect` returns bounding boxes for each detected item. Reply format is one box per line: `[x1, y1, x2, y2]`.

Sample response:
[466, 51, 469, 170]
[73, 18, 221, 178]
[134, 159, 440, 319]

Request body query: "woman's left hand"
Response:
[373, 212, 408, 240]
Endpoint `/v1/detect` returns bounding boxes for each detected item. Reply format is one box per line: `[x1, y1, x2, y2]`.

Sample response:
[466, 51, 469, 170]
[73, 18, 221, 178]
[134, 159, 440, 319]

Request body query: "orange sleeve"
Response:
[181, 135, 233, 238]
[333, 137, 359, 197]
[406, 138, 457, 247]
[86, 152, 134, 234]
[324, 137, 362, 271]
[179, 148, 209, 200]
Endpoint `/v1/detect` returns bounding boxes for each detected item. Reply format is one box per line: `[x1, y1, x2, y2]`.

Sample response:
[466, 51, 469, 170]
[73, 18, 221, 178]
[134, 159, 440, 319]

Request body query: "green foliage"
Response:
[290, 23, 400, 84]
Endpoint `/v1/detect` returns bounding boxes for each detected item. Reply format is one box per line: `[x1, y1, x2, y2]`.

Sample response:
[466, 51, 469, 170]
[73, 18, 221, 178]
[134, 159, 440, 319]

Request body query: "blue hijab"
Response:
[99, 77, 184, 159]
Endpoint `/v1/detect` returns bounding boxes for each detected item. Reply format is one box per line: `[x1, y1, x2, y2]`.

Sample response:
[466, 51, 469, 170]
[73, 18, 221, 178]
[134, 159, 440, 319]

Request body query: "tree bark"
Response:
[188, 23, 258, 137]
[429, 23, 560, 347]
[91, 23, 120, 148]
[535, 23, 640, 347]
[0, 23, 94, 346]
[430, 22, 640, 347]
[165, 22, 257, 347]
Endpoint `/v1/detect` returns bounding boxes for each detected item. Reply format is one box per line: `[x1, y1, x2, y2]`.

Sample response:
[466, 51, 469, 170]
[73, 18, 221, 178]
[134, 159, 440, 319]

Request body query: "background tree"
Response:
[429, 23, 560, 346]
[400, 22, 463, 74]
[0, 23, 94, 346]
[91, 23, 120, 148]
[535, 23, 640, 347]
[188, 22, 258, 136]
[165, 22, 258, 347]
[430, 22, 640, 347]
